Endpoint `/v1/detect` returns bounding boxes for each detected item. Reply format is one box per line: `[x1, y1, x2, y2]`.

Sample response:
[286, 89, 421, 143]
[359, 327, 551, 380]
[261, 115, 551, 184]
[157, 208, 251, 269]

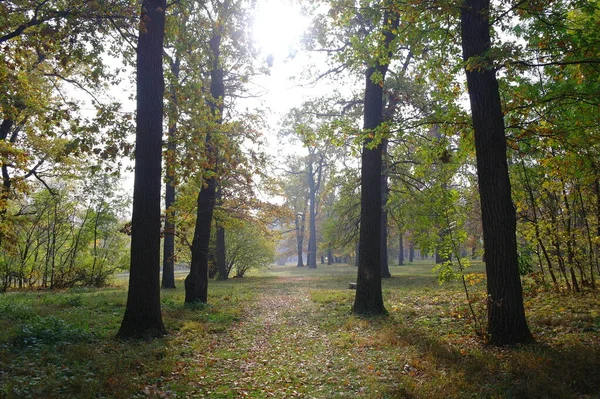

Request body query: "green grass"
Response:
[0, 262, 599, 398]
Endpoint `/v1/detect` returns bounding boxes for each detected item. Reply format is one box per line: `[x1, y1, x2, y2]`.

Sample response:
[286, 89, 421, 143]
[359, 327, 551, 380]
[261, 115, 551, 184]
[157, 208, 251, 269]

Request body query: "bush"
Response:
[226, 221, 275, 278]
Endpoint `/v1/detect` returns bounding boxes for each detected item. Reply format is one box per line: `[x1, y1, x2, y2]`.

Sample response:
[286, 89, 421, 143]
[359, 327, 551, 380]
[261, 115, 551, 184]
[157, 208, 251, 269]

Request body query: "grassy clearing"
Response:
[0, 262, 599, 398]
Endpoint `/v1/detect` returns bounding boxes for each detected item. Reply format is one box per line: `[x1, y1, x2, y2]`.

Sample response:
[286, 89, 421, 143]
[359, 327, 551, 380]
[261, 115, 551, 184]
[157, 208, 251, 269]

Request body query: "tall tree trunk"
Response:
[185, 31, 224, 303]
[118, 0, 167, 338]
[354, 64, 386, 315]
[461, 0, 533, 345]
[353, 5, 398, 316]
[162, 56, 180, 290]
[409, 242, 414, 262]
[307, 158, 321, 269]
[327, 247, 333, 265]
[381, 139, 391, 278]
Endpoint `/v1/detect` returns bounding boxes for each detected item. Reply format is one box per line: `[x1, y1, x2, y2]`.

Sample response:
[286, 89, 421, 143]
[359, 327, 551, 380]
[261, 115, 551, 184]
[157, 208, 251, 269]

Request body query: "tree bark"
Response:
[117, 0, 167, 339]
[398, 233, 404, 265]
[461, 0, 533, 345]
[381, 139, 391, 278]
[295, 212, 305, 267]
[353, 5, 398, 316]
[185, 31, 224, 303]
[162, 56, 179, 290]
[354, 64, 386, 315]
[185, 176, 216, 303]
[215, 184, 228, 280]
[307, 155, 322, 269]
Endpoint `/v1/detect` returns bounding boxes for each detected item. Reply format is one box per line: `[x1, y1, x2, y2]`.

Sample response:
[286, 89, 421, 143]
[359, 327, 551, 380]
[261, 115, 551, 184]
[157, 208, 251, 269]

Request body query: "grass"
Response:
[0, 261, 599, 398]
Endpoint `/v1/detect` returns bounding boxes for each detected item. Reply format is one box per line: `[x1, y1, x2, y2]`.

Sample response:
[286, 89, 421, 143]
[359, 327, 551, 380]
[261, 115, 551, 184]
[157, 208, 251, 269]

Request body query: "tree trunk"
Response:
[398, 233, 404, 265]
[185, 177, 216, 303]
[162, 56, 180, 290]
[215, 184, 228, 280]
[380, 139, 391, 278]
[461, 0, 533, 345]
[295, 212, 305, 267]
[327, 247, 333, 265]
[354, 66, 386, 315]
[409, 242, 414, 263]
[162, 173, 176, 289]
[307, 159, 320, 269]
[185, 31, 224, 303]
[118, 0, 167, 339]
[353, 5, 398, 316]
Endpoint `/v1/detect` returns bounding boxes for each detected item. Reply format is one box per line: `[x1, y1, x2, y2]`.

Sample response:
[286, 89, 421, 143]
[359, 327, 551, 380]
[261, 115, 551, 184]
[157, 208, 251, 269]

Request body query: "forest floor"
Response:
[1, 262, 600, 398]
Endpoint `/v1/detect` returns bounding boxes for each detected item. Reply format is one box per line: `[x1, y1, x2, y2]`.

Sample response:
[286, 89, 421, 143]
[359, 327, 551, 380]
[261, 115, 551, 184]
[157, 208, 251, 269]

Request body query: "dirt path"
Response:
[181, 276, 385, 398]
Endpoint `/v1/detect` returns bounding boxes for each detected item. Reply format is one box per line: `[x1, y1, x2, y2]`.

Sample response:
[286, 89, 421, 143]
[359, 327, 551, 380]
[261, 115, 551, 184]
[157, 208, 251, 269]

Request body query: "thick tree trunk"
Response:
[118, 0, 167, 339]
[353, 5, 398, 316]
[409, 242, 414, 262]
[185, 176, 216, 303]
[185, 31, 224, 303]
[354, 65, 386, 315]
[461, 0, 533, 345]
[327, 248, 333, 265]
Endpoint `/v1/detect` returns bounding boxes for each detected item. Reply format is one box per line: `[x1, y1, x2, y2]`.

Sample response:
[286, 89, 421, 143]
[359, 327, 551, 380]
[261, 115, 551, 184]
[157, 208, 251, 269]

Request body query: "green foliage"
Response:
[225, 220, 275, 277]
[0, 296, 35, 321]
[14, 316, 95, 347]
[517, 249, 534, 276]
[0, 175, 130, 290]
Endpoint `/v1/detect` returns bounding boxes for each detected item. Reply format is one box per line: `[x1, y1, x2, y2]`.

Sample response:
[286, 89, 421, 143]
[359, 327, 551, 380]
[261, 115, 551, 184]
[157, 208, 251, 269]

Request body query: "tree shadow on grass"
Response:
[380, 320, 600, 399]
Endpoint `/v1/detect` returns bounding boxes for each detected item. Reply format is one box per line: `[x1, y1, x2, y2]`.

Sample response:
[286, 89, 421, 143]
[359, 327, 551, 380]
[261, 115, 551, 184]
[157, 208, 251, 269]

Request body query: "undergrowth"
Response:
[0, 262, 598, 398]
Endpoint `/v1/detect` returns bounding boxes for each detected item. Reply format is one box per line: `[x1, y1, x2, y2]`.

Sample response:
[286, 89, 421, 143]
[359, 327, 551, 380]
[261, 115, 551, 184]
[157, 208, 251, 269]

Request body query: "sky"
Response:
[245, 0, 320, 153]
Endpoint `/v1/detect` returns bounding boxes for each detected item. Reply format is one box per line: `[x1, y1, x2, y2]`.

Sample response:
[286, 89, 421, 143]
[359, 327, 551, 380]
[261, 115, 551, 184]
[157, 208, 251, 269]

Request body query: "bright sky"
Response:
[252, 0, 310, 62]
[245, 0, 323, 156]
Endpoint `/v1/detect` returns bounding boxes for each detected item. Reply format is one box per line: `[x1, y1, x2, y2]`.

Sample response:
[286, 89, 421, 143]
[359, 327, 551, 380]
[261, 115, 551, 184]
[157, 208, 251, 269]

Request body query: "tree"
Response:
[353, 3, 398, 316]
[276, 162, 309, 267]
[280, 102, 336, 269]
[0, 0, 136, 247]
[117, 0, 167, 339]
[184, 2, 227, 304]
[161, 41, 180, 290]
[322, 167, 361, 263]
[460, 0, 533, 345]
